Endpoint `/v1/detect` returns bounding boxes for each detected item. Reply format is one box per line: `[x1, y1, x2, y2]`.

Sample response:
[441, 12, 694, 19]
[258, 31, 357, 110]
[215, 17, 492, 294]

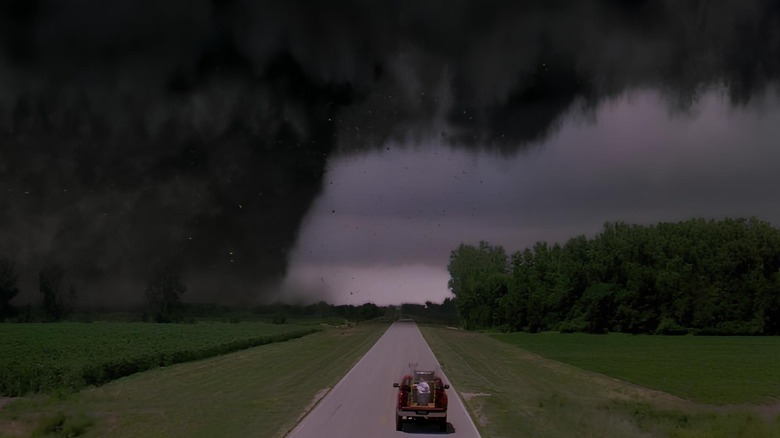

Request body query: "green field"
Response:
[491, 332, 780, 405]
[0, 323, 389, 437]
[0, 322, 319, 396]
[421, 326, 780, 438]
[5, 322, 780, 437]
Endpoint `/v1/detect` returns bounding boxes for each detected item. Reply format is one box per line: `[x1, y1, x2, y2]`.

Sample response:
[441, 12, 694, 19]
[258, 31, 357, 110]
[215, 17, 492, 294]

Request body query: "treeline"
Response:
[247, 301, 385, 323]
[0, 259, 188, 323]
[150, 300, 457, 324]
[1, 253, 460, 324]
[1, 281, 456, 326]
[0, 259, 81, 322]
[0, 260, 389, 323]
[394, 299, 458, 324]
[448, 217, 780, 335]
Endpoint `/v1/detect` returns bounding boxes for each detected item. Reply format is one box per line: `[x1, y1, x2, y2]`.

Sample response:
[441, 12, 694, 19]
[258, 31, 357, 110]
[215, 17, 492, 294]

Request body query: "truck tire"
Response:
[396, 415, 402, 431]
[439, 417, 447, 432]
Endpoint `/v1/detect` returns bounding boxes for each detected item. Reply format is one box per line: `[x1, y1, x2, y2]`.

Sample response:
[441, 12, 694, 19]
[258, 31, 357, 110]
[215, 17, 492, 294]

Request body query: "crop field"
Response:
[492, 332, 780, 405]
[0, 323, 388, 438]
[0, 322, 318, 397]
[421, 326, 780, 438]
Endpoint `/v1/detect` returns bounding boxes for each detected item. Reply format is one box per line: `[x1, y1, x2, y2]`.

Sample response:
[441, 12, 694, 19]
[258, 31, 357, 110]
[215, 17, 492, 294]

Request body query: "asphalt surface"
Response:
[286, 321, 481, 438]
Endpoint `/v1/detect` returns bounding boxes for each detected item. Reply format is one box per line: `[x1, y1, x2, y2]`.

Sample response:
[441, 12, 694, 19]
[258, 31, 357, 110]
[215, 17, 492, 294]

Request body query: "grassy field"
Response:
[0, 322, 319, 396]
[420, 326, 780, 438]
[6, 321, 778, 437]
[491, 332, 780, 405]
[0, 322, 389, 437]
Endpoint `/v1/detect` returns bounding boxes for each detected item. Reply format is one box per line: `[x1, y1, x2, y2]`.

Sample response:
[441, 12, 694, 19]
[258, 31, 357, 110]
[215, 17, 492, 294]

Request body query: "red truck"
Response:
[392, 370, 450, 432]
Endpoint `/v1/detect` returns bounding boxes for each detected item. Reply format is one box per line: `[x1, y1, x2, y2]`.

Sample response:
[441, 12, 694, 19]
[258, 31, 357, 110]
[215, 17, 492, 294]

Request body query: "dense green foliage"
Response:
[493, 332, 780, 404]
[448, 218, 780, 334]
[0, 322, 318, 397]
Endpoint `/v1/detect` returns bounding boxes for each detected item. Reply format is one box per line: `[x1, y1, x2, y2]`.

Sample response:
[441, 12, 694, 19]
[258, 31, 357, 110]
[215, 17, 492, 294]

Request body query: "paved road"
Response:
[286, 321, 480, 438]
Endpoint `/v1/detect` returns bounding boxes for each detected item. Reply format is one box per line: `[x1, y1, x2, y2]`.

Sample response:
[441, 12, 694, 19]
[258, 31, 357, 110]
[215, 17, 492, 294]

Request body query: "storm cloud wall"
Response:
[1, 0, 778, 304]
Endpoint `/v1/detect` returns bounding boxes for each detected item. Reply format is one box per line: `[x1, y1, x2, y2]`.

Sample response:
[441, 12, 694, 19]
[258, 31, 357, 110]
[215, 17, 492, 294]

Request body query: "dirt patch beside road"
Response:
[0, 398, 17, 410]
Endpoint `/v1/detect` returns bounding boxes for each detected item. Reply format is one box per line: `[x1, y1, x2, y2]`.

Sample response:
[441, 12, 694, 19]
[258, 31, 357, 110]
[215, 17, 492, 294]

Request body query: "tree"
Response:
[447, 242, 508, 329]
[145, 264, 187, 323]
[578, 283, 621, 333]
[0, 258, 20, 321]
[40, 262, 68, 321]
[356, 302, 382, 320]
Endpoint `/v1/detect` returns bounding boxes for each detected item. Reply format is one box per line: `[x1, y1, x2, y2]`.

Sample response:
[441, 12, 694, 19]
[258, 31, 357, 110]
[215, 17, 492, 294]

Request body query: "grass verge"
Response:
[0, 323, 389, 438]
[420, 326, 780, 438]
[492, 332, 780, 405]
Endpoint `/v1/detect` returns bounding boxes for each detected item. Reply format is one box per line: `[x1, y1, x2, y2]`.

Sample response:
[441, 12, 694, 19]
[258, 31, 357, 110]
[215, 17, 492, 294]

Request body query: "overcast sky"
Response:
[281, 89, 780, 305]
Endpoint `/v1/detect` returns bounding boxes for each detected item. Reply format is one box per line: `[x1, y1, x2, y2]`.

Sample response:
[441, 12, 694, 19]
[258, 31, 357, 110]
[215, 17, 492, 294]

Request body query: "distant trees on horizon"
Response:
[0, 258, 78, 322]
[39, 261, 79, 322]
[448, 217, 780, 335]
[143, 263, 187, 323]
[0, 253, 453, 323]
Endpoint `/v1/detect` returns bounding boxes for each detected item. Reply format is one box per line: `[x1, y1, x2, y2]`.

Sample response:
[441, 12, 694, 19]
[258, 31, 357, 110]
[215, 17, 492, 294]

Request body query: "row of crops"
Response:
[0, 322, 319, 396]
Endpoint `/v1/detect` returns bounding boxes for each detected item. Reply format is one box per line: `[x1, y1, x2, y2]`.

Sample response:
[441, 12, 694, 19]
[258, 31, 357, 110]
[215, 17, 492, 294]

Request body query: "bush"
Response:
[655, 317, 689, 335]
[558, 318, 588, 334]
[33, 412, 94, 437]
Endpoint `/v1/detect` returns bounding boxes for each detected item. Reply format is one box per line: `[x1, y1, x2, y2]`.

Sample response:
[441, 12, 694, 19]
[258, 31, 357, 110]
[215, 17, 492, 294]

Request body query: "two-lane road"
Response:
[287, 321, 480, 438]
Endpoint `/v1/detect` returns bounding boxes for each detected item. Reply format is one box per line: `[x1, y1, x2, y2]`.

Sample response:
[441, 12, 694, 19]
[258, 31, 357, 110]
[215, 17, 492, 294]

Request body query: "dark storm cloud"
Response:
[1, 0, 779, 304]
[292, 91, 780, 273]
